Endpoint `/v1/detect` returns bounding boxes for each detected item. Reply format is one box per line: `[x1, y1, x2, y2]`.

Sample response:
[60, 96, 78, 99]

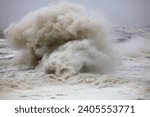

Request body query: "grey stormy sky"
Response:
[0, 0, 150, 29]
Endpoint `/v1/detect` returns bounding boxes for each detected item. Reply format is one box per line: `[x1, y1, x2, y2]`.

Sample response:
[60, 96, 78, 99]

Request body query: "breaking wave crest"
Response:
[5, 2, 115, 76]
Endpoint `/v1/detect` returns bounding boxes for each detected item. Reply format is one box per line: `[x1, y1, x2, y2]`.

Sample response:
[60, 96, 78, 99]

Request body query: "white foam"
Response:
[5, 2, 115, 75]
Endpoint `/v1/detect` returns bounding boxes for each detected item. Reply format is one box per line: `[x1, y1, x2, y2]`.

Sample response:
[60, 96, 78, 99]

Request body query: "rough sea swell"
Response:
[1, 2, 150, 99]
[5, 2, 114, 76]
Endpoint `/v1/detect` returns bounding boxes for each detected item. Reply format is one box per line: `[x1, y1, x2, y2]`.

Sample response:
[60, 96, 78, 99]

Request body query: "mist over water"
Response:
[5, 2, 115, 76]
[1, 1, 150, 100]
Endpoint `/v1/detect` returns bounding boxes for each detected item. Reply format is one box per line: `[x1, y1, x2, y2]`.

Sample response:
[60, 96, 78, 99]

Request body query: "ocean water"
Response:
[0, 2, 150, 99]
